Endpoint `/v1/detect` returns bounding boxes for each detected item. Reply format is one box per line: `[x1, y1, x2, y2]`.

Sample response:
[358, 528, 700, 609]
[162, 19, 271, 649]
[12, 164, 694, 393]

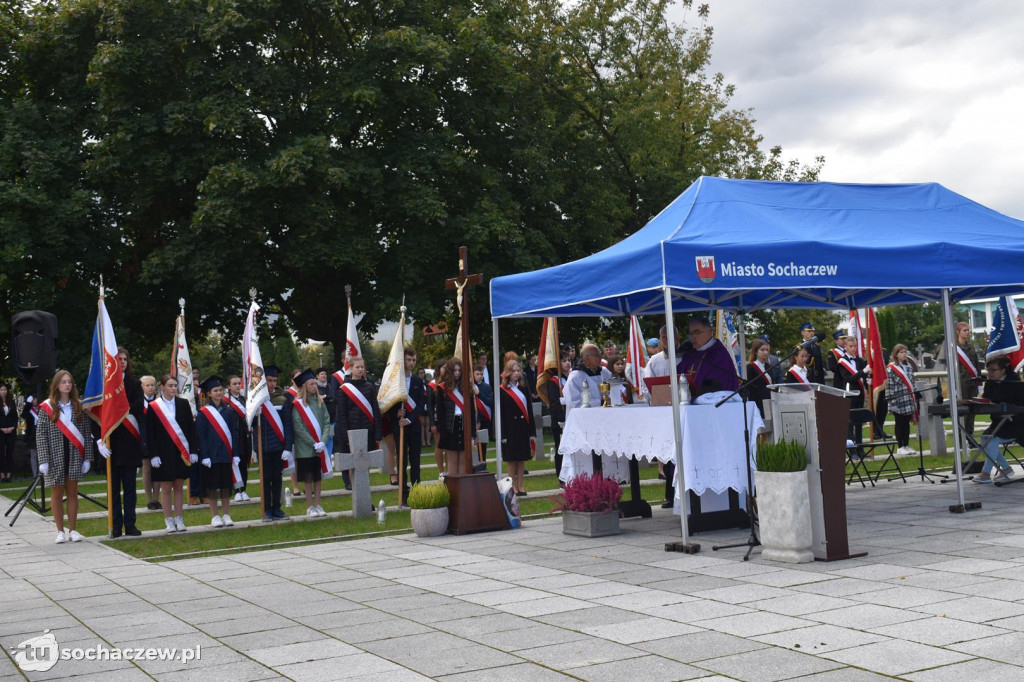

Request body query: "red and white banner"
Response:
[170, 312, 196, 416]
[627, 315, 648, 398]
[340, 383, 375, 423]
[866, 308, 888, 417]
[344, 298, 362, 373]
[39, 400, 85, 457]
[150, 398, 191, 465]
[242, 300, 267, 427]
[82, 297, 129, 440]
[849, 309, 864, 358]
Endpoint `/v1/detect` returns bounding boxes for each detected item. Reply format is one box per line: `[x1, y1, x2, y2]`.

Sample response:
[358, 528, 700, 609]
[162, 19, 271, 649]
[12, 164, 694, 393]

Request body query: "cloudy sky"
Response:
[685, 0, 1024, 218]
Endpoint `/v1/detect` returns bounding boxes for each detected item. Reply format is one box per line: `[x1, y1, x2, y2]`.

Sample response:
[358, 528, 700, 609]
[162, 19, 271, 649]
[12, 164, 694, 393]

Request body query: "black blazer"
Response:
[107, 376, 145, 468]
[145, 396, 197, 461]
[335, 379, 382, 451]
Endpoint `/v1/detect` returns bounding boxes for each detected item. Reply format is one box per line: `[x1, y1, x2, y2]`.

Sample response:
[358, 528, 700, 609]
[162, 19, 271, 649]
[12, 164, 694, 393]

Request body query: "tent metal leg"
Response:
[942, 289, 979, 513]
[493, 318, 503, 477]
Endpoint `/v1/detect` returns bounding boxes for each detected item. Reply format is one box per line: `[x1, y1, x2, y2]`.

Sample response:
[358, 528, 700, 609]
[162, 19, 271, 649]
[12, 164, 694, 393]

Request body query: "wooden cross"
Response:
[335, 429, 384, 519]
[444, 246, 483, 471]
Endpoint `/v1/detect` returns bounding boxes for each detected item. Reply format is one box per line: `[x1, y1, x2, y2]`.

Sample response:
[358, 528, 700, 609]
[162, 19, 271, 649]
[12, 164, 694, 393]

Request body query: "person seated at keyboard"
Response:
[974, 357, 1022, 484]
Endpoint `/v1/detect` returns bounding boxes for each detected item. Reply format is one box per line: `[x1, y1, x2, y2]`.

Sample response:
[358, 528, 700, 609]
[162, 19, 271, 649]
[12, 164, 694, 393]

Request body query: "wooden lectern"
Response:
[769, 383, 867, 562]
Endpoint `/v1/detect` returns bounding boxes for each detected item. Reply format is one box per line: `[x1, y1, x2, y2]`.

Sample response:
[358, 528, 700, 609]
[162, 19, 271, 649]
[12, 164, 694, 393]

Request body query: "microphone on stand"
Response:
[796, 332, 827, 350]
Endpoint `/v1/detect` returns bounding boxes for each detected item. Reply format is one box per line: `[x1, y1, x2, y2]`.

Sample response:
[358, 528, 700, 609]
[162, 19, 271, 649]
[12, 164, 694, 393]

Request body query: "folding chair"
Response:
[1001, 442, 1024, 470]
[854, 408, 905, 483]
[846, 408, 875, 488]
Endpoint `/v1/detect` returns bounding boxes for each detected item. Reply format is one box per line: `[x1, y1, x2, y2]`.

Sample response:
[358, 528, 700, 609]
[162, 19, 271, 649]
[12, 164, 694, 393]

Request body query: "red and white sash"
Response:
[200, 405, 233, 453]
[502, 385, 530, 420]
[830, 347, 844, 362]
[427, 380, 437, 391]
[404, 394, 417, 416]
[475, 396, 491, 421]
[286, 386, 298, 398]
[150, 398, 191, 464]
[122, 413, 141, 441]
[29, 406, 38, 425]
[39, 400, 85, 457]
[226, 395, 246, 420]
[837, 357, 867, 395]
[293, 399, 330, 476]
[751, 361, 771, 385]
[787, 367, 809, 384]
[340, 383, 375, 423]
[332, 370, 346, 386]
[888, 362, 919, 421]
[956, 346, 978, 378]
[448, 388, 466, 414]
[259, 402, 285, 443]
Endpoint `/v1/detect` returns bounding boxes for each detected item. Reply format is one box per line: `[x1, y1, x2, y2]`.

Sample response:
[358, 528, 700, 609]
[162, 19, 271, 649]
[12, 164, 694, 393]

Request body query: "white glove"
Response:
[38, 463, 49, 476]
[189, 454, 199, 464]
[313, 442, 326, 453]
[97, 440, 112, 458]
[26, 395, 34, 404]
[81, 459, 91, 475]
[282, 450, 292, 462]
[202, 458, 212, 468]
[232, 456, 240, 465]
[151, 456, 162, 468]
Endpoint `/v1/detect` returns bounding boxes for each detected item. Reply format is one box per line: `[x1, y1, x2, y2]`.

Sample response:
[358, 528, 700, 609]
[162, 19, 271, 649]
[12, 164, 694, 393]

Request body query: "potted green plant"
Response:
[407, 482, 450, 537]
[755, 439, 813, 563]
[551, 473, 622, 537]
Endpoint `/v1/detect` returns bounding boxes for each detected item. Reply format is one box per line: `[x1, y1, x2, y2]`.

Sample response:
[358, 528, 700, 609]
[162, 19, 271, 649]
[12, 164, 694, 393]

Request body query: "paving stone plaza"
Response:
[4, 475, 1024, 681]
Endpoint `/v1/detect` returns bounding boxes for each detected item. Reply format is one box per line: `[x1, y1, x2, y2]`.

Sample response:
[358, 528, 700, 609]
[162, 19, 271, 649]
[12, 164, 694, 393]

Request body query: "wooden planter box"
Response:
[562, 509, 620, 537]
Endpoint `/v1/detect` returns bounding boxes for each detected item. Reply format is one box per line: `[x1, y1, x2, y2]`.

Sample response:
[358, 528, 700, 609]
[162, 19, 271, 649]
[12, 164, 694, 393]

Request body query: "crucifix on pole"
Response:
[445, 246, 483, 473]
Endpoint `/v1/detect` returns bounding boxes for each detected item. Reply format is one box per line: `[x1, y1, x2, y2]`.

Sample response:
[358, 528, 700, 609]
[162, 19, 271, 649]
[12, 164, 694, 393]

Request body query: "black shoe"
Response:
[125, 526, 142, 537]
[657, 474, 666, 480]
[345, 482, 352, 491]
[111, 529, 122, 539]
[523, 470, 529, 475]
[661, 501, 674, 509]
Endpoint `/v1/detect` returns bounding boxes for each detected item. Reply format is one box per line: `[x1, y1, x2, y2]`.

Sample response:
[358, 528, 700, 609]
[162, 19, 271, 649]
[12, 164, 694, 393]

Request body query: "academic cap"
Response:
[293, 368, 317, 387]
[199, 375, 224, 392]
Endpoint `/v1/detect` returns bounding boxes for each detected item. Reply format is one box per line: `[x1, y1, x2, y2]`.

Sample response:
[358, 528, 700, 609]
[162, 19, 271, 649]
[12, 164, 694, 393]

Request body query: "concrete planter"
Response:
[411, 507, 449, 537]
[562, 509, 620, 538]
[756, 469, 814, 563]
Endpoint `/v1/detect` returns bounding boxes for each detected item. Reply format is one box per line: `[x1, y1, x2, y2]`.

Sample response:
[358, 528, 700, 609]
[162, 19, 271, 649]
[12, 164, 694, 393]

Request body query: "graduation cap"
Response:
[293, 368, 317, 387]
[199, 375, 224, 393]
[264, 364, 280, 377]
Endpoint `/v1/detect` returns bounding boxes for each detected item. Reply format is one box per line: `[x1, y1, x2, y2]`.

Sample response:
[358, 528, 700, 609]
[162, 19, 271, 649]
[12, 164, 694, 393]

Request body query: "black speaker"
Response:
[11, 311, 58, 383]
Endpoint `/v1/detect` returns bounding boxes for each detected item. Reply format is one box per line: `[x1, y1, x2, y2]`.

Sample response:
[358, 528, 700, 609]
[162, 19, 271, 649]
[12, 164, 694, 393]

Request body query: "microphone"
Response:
[797, 332, 826, 349]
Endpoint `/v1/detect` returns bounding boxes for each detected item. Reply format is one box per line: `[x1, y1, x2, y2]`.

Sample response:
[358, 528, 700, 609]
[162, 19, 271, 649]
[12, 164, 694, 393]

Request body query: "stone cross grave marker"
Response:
[335, 429, 384, 519]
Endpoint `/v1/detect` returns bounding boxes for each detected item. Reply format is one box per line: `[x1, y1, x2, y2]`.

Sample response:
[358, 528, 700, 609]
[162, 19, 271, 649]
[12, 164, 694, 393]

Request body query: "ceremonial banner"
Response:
[170, 313, 196, 416]
[866, 308, 888, 415]
[626, 315, 647, 398]
[715, 311, 742, 374]
[344, 298, 362, 372]
[243, 301, 268, 426]
[377, 310, 407, 414]
[536, 317, 561, 406]
[987, 295, 1024, 372]
[849, 309, 864, 358]
[83, 297, 130, 440]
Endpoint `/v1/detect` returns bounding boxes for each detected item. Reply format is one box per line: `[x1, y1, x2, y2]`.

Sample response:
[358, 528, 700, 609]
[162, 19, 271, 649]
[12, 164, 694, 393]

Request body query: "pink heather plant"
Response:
[550, 473, 622, 514]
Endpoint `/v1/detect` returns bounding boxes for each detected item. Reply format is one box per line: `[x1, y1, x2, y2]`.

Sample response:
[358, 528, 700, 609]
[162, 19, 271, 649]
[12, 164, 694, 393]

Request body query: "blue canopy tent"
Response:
[489, 177, 1024, 544]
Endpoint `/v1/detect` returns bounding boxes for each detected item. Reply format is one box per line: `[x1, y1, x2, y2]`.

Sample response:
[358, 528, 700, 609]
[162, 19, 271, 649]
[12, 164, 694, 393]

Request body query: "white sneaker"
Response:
[55, 531, 67, 544]
[315, 505, 327, 517]
[306, 506, 318, 517]
[165, 517, 176, 533]
[211, 515, 224, 528]
[234, 492, 244, 502]
[222, 514, 234, 527]
[240, 492, 250, 501]
[68, 530, 84, 543]
[175, 516, 186, 532]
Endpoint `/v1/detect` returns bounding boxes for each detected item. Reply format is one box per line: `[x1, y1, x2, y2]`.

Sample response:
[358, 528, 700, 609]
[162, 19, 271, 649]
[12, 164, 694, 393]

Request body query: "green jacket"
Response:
[292, 397, 330, 460]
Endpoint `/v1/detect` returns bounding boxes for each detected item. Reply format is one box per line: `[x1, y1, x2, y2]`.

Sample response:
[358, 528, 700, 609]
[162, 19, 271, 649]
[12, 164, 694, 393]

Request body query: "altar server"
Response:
[37, 370, 97, 543]
[196, 376, 241, 527]
[147, 374, 199, 532]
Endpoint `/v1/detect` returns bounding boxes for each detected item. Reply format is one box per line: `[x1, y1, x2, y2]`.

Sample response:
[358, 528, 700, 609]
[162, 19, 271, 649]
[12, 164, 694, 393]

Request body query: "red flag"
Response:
[83, 298, 130, 440]
[866, 309, 888, 436]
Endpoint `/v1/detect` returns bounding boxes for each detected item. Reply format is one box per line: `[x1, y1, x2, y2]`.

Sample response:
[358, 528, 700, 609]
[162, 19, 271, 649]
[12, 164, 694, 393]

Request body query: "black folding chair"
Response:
[850, 408, 906, 484]
[846, 408, 875, 488]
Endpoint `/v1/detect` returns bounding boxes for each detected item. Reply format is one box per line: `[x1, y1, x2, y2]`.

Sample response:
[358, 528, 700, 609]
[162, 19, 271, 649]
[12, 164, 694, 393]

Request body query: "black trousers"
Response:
[263, 448, 284, 512]
[894, 413, 912, 448]
[238, 437, 251, 488]
[401, 422, 422, 487]
[110, 464, 137, 531]
[664, 461, 676, 502]
[0, 432, 15, 474]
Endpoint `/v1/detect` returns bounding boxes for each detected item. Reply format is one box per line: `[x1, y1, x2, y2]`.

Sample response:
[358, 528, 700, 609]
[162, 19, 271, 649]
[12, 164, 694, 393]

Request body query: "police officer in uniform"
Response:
[799, 323, 825, 384]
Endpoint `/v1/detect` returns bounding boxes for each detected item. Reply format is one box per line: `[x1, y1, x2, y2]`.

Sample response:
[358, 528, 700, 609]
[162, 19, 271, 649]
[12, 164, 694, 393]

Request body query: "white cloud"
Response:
[679, 0, 1024, 217]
